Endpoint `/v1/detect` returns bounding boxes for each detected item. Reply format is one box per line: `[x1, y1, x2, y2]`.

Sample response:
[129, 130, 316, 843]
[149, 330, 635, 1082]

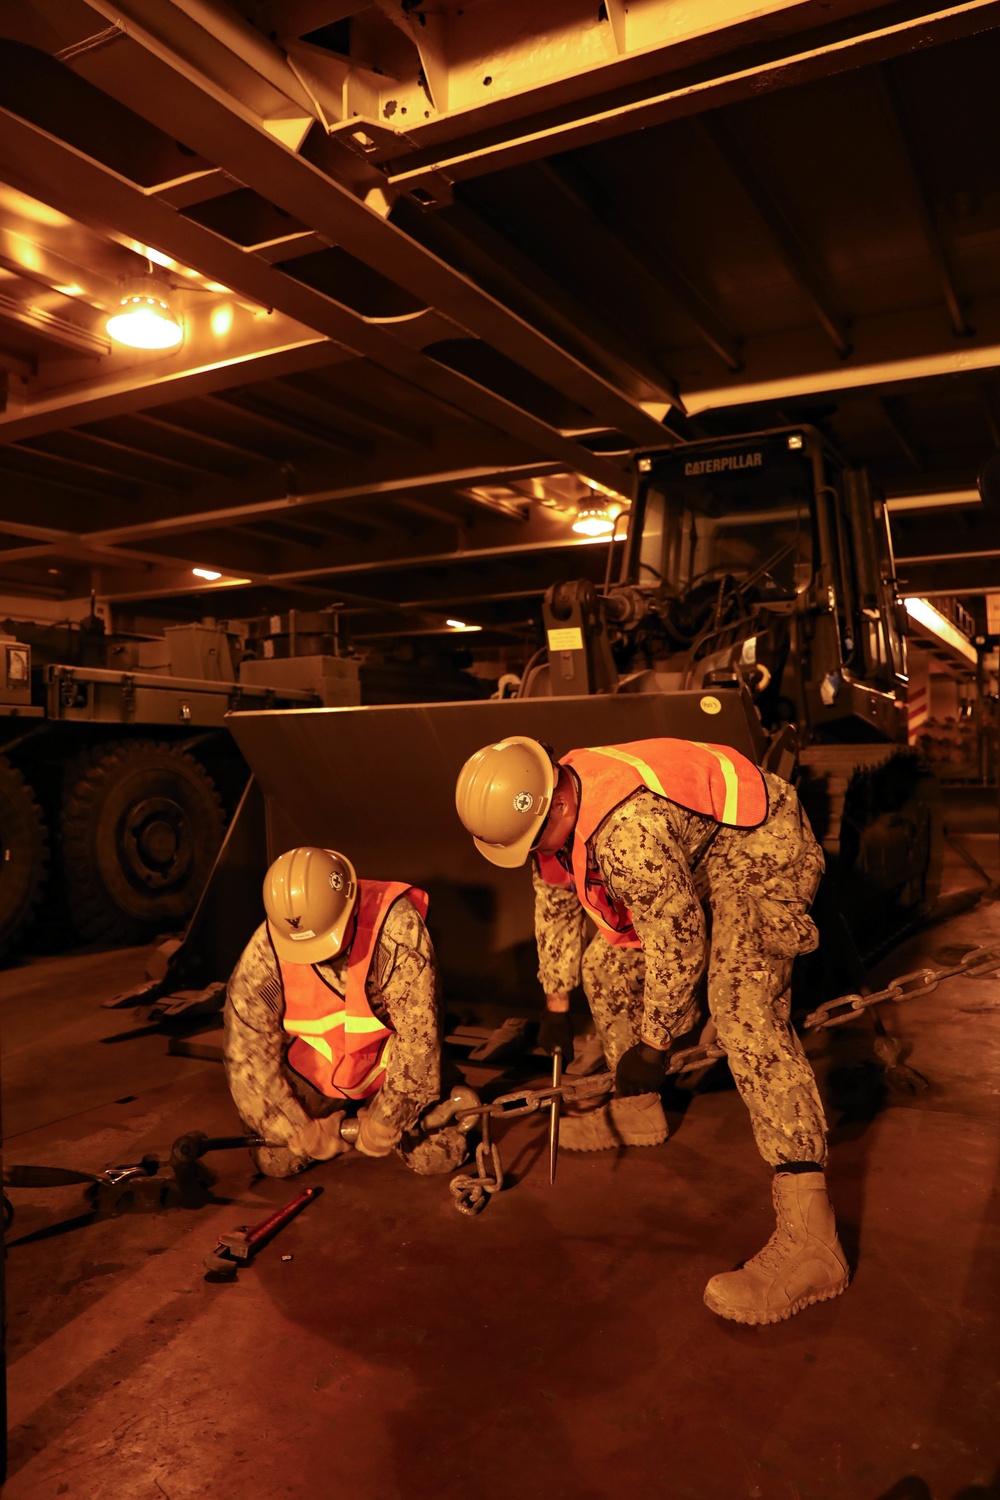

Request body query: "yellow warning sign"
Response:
[547, 627, 584, 652]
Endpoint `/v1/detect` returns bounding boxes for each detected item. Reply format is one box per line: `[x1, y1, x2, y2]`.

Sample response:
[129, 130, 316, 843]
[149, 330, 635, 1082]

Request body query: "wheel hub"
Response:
[120, 796, 191, 889]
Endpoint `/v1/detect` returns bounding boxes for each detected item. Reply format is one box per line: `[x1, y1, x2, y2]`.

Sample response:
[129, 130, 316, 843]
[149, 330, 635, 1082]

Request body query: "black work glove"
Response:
[537, 1010, 575, 1066]
[615, 1041, 667, 1097]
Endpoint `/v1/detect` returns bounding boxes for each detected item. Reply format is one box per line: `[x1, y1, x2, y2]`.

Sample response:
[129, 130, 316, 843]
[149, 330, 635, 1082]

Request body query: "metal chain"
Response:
[801, 943, 1000, 1030]
[449, 1112, 505, 1216]
[449, 1140, 505, 1216]
[456, 943, 1000, 1126]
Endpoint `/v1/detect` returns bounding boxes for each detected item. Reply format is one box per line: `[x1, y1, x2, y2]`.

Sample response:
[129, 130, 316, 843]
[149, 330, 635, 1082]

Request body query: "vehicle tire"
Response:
[0, 755, 48, 961]
[60, 740, 226, 943]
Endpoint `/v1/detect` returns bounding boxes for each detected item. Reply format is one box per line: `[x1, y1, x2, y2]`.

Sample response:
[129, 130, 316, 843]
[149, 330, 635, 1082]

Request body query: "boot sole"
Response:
[703, 1273, 850, 1325]
[560, 1131, 668, 1153]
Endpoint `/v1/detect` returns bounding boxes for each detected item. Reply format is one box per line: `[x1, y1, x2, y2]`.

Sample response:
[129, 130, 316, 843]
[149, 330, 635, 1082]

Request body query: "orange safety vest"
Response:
[273, 880, 429, 1101]
[536, 739, 767, 949]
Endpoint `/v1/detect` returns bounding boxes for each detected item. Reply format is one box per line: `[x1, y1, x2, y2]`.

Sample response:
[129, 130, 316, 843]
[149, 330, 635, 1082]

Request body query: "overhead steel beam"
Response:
[534, 160, 742, 373]
[126, 410, 277, 463]
[67, 3, 680, 436]
[383, 0, 1000, 192]
[879, 397, 923, 472]
[203, 392, 370, 456]
[63, 425, 224, 480]
[980, 383, 1000, 448]
[875, 64, 970, 338]
[0, 289, 110, 357]
[0, 76, 635, 497]
[696, 114, 850, 358]
[681, 295, 1000, 414]
[269, 531, 626, 585]
[393, 197, 684, 400]
[72, 447, 569, 547]
[278, 374, 431, 449]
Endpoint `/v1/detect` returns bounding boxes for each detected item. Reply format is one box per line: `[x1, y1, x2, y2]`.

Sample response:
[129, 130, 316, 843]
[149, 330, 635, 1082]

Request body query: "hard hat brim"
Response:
[473, 825, 540, 868]
[267, 900, 355, 965]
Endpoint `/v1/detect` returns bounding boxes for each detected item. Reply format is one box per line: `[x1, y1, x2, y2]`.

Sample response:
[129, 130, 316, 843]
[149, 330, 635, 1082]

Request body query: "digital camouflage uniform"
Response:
[533, 770, 827, 1166]
[225, 894, 447, 1176]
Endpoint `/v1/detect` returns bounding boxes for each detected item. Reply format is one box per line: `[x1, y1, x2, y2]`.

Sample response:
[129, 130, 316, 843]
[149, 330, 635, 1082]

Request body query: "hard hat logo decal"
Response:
[329, 871, 343, 890]
[513, 791, 534, 813]
[288, 915, 302, 929]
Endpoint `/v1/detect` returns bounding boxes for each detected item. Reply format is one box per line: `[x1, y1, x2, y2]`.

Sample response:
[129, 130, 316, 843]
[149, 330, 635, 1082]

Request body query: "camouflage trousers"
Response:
[582, 932, 827, 1166]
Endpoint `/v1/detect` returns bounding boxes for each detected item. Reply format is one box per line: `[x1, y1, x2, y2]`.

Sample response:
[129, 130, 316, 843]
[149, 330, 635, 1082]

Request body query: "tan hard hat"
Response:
[264, 846, 358, 965]
[455, 736, 556, 868]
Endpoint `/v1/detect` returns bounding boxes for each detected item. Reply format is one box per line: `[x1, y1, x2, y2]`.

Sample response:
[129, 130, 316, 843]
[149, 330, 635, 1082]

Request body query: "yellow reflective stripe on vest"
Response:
[284, 1011, 346, 1036]
[345, 1014, 390, 1035]
[293, 1033, 335, 1064]
[587, 746, 667, 796]
[691, 741, 740, 824]
[283, 1013, 387, 1037]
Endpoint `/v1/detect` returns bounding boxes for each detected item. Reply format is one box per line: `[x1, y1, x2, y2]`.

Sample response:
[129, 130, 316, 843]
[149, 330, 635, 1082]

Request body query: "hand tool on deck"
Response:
[204, 1183, 322, 1279]
[3, 1131, 278, 1226]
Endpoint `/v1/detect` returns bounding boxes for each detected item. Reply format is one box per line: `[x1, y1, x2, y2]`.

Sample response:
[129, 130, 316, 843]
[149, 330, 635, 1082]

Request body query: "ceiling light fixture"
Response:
[106, 274, 183, 350]
[572, 502, 616, 537]
[192, 567, 222, 581]
[446, 618, 483, 632]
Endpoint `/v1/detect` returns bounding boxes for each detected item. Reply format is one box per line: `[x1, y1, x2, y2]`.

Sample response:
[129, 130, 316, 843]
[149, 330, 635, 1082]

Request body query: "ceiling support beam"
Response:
[879, 397, 923, 472]
[68, 3, 681, 437]
[875, 65, 970, 339]
[203, 392, 370, 456]
[393, 196, 684, 401]
[695, 113, 850, 358]
[383, 0, 1000, 193]
[68, 450, 569, 548]
[681, 295, 1000, 414]
[0, 80, 635, 498]
[535, 161, 743, 373]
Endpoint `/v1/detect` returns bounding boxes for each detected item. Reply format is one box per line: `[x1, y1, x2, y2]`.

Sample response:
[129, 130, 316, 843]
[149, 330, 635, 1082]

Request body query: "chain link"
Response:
[801, 944, 1000, 1030]
[450, 1140, 505, 1216]
[455, 944, 1000, 1132]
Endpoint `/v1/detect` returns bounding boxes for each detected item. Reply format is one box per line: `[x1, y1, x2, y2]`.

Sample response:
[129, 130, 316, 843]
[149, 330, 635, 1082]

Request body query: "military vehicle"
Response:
[158, 425, 945, 1007]
[0, 611, 323, 957]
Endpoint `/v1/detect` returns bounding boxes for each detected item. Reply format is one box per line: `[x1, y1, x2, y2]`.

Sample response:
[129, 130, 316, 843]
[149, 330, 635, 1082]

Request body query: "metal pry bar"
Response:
[549, 1045, 562, 1187]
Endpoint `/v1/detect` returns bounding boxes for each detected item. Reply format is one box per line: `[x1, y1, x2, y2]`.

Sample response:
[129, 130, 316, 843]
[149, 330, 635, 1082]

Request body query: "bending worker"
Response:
[225, 845, 466, 1178]
[455, 736, 848, 1326]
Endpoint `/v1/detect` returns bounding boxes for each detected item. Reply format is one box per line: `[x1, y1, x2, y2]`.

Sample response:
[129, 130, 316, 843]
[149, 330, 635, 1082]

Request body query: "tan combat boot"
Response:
[559, 1092, 668, 1151]
[703, 1171, 849, 1325]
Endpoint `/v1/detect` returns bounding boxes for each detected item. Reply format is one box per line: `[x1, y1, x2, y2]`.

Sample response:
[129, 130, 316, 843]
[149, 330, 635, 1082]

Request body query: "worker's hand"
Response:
[355, 1107, 400, 1158]
[287, 1112, 351, 1162]
[615, 1042, 668, 1097]
[537, 1010, 575, 1066]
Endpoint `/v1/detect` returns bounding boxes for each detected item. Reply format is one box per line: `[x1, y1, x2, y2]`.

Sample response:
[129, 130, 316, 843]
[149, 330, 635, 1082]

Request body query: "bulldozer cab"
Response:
[625, 427, 908, 743]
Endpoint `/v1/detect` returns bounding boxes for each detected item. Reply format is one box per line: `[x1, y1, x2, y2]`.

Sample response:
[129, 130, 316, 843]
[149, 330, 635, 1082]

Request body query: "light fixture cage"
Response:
[107, 274, 183, 350]
[572, 502, 615, 537]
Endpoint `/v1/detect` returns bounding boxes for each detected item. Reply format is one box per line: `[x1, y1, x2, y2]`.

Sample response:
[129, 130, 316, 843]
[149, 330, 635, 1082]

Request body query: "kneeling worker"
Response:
[455, 736, 848, 1325]
[225, 846, 465, 1177]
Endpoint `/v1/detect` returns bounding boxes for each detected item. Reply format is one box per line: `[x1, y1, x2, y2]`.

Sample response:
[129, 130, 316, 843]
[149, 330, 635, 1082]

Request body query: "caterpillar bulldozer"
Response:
[155, 424, 944, 1007]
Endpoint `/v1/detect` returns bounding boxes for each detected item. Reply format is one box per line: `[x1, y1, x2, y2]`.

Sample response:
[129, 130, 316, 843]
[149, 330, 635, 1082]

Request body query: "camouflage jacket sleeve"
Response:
[223, 922, 312, 1145]
[593, 793, 708, 1048]
[365, 895, 442, 1136]
[532, 857, 590, 994]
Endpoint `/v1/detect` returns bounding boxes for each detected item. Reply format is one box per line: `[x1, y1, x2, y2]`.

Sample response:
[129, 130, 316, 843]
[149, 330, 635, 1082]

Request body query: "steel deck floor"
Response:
[2, 840, 998, 1500]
